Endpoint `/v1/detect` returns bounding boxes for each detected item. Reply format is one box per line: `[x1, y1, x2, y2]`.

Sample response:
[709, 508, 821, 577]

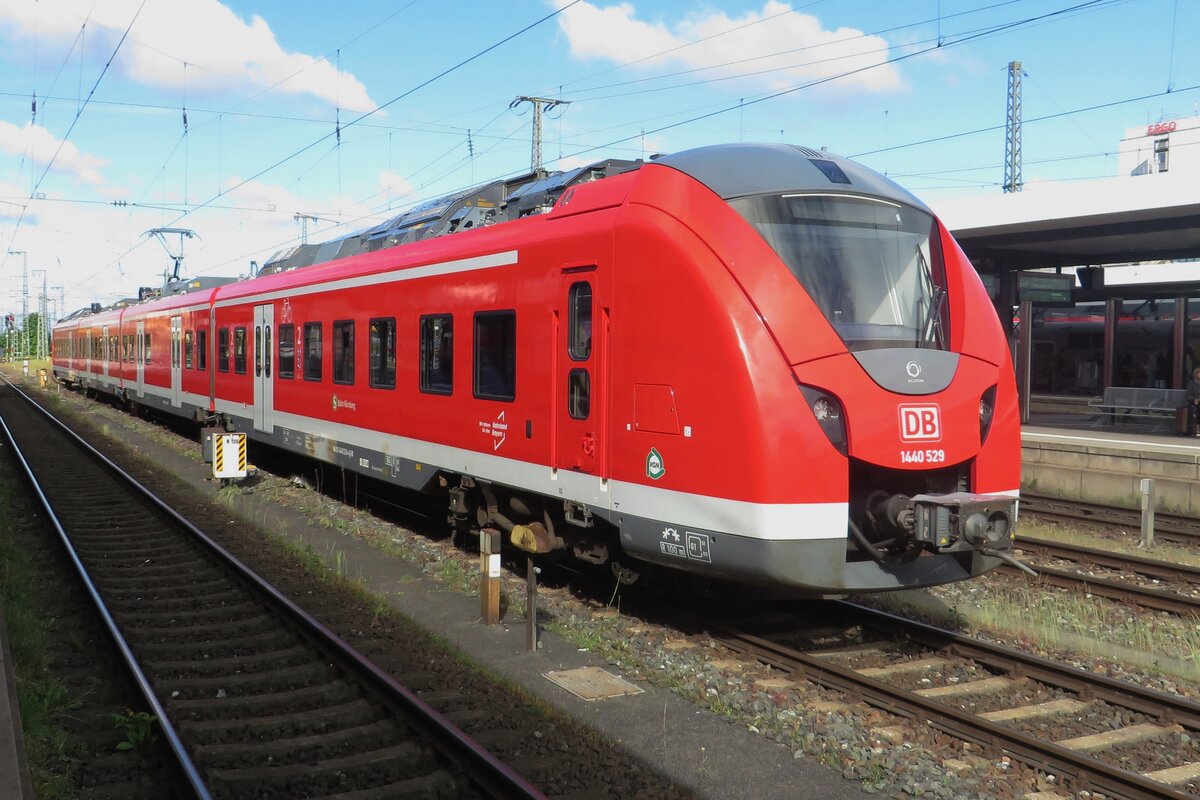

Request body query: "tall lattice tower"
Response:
[1003, 60, 1024, 193]
[510, 96, 570, 174]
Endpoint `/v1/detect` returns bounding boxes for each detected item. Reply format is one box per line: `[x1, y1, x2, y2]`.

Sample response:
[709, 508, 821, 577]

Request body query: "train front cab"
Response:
[605, 144, 1021, 594]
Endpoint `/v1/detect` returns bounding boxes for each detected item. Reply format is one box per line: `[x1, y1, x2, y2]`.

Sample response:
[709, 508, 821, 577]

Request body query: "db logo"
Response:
[898, 404, 941, 442]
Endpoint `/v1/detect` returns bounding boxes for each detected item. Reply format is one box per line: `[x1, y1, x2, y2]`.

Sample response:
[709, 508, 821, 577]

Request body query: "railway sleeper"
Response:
[117, 600, 265, 625]
[169, 679, 360, 719]
[143, 644, 314, 678]
[180, 698, 384, 745]
[193, 718, 405, 766]
[155, 660, 336, 696]
[131, 627, 298, 657]
[205, 744, 449, 794]
[127, 613, 282, 642]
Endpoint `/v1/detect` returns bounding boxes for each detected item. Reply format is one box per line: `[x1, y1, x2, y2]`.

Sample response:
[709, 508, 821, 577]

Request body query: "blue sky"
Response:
[1, 0, 1197, 315]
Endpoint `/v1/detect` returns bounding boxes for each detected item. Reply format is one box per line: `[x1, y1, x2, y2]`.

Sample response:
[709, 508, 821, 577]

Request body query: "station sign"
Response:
[1017, 271, 1074, 303]
[977, 271, 1074, 305]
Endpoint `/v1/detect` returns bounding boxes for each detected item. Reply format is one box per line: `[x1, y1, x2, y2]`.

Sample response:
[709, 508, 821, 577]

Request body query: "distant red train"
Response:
[52, 143, 1021, 594]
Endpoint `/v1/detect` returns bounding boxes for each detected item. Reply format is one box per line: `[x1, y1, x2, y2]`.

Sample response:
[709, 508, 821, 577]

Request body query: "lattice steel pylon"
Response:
[1003, 60, 1024, 194]
[510, 96, 570, 174]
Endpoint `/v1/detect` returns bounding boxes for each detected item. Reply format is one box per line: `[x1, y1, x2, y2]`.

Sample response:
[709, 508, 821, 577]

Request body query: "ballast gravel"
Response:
[23, 375, 1200, 800]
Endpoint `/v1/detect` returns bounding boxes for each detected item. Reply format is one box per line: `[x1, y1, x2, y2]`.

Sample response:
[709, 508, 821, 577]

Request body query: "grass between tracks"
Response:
[863, 526, 1200, 689]
[0, 472, 78, 798]
[1019, 517, 1200, 568]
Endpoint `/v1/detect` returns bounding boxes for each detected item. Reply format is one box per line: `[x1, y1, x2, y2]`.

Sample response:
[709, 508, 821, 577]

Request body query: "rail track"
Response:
[699, 602, 1200, 800]
[0, 377, 546, 800]
[996, 535, 1200, 617]
[1021, 492, 1200, 546]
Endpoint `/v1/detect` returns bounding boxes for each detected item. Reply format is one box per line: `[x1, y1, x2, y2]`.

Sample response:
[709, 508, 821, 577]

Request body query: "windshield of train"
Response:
[729, 193, 948, 351]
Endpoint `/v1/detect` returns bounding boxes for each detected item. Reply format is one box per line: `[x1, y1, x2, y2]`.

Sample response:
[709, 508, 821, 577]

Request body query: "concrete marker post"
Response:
[480, 528, 501, 625]
[526, 556, 539, 652]
[1140, 478, 1155, 548]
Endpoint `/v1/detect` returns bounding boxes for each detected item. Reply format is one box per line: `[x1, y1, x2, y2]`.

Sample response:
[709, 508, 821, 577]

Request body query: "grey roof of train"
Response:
[653, 143, 930, 212]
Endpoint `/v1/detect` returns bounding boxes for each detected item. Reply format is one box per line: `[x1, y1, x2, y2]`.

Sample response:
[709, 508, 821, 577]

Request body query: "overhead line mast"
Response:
[510, 95, 570, 174]
[1003, 60, 1024, 193]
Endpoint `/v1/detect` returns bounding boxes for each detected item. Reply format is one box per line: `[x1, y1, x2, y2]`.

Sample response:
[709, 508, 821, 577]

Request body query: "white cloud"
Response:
[0, 175, 393, 318]
[0, 121, 108, 185]
[555, 0, 903, 96]
[377, 170, 416, 202]
[0, 0, 375, 111]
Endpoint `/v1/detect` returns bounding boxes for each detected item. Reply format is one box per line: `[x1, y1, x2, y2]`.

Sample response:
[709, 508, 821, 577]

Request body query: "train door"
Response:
[554, 272, 604, 474]
[67, 331, 74, 373]
[253, 304, 274, 433]
[101, 325, 110, 384]
[135, 320, 145, 397]
[169, 315, 182, 407]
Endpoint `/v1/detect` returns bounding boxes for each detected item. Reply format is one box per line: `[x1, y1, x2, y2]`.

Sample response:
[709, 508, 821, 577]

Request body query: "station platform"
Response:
[1021, 424, 1200, 515]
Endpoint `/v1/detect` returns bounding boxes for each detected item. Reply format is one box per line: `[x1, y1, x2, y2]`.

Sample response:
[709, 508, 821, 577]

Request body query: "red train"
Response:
[52, 143, 1021, 594]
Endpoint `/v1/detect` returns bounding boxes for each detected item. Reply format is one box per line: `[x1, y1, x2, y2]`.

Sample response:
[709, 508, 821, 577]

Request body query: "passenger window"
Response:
[234, 327, 247, 374]
[254, 325, 262, 377]
[278, 324, 295, 378]
[568, 282, 592, 360]
[473, 311, 515, 401]
[304, 322, 322, 381]
[420, 314, 453, 395]
[143, 334, 151, 365]
[568, 368, 590, 419]
[369, 317, 396, 389]
[197, 330, 207, 371]
[218, 328, 230, 372]
[332, 320, 354, 385]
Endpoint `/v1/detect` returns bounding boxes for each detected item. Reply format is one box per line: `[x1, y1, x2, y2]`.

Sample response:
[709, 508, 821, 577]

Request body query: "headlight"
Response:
[979, 385, 997, 444]
[799, 385, 848, 455]
[813, 397, 839, 422]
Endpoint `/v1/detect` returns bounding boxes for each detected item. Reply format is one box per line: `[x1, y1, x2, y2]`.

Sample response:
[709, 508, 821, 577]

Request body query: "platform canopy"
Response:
[933, 171, 1200, 273]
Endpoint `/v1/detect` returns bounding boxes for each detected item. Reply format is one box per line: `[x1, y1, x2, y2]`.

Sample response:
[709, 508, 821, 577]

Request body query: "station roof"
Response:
[933, 171, 1200, 273]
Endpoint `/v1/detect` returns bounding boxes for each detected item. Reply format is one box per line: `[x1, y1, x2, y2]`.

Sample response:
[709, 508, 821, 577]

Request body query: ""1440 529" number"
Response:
[900, 449, 945, 464]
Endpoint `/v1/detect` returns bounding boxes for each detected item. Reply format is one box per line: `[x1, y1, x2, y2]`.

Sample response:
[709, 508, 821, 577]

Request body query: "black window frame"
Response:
[568, 367, 590, 420]
[184, 329, 193, 369]
[197, 329, 207, 371]
[218, 328, 230, 372]
[332, 319, 355, 385]
[278, 323, 295, 379]
[568, 281, 593, 361]
[304, 322, 323, 382]
[473, 310, 516, 402]
[419, 314, 454, 395]
[234, 326, 247, 374]
[369, 317, 396, 389]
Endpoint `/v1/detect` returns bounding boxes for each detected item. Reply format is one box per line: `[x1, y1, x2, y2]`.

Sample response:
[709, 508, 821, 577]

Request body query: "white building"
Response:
[1118, 114, 1200, 177]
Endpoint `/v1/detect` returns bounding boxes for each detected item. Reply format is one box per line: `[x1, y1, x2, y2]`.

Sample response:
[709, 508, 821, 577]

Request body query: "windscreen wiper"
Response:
[915, 245, 945, 349]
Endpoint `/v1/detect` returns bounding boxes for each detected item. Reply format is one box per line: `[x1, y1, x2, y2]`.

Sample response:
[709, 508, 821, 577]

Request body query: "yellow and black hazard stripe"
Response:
[214, 436, 225, 475]
[238, 434, 247, 473]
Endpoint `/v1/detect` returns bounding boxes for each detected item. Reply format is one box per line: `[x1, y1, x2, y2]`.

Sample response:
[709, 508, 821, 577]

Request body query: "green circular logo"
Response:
[646, 447, 665, 480]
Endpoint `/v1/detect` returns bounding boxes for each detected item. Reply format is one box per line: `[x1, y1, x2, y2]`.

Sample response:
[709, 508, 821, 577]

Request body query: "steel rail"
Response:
[835, 602, 1200, 731]
[0, 390, 212, 799]
[995, 562, 1200, 616]
[704, 603, 1200, 800]
[1021, 492, 1200, 545]
[995, 538, 1200, 617]
[0, 376, 548, 800]
[1015, 535, 1200, 585]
